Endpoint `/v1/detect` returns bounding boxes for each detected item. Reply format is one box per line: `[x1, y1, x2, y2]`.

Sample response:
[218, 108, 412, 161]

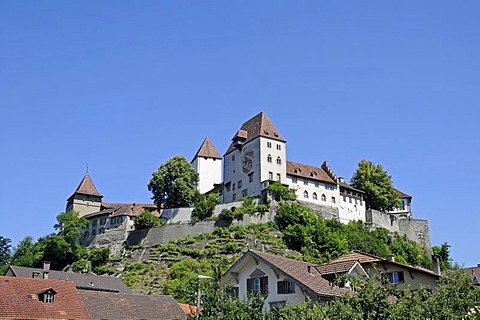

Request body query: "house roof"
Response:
[395, 189, 412, 199]
[80, 291, 186, 320]
[177, 303, 198, 316]
[338, 180, 365, 194]
[286, 161, 337, 184]
[326, 251, 440, 278]
[68, 173, 103, 200]
[316, 260, 359, 276]
[225, 250, 351, 299]
[83, 202, 158, 219]
[6, 266, 131, 293]
[0, 276, 92, 320]
[225, 112, 285, 155]
[192, 137, 222, 161]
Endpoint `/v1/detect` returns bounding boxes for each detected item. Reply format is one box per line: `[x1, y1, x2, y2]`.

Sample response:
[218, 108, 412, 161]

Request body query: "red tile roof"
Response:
[192, 137, 222, 161]
[286, 161, 337, 184]
[68, 173, 103, 200]
[316, 260, 358, 275]
[83, 202, 158, 219]
[0, 276, 92, 320]
[225, 112, 285, 155]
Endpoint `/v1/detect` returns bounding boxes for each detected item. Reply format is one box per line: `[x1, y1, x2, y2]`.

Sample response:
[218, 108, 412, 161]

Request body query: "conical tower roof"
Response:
[68, 173, 103, 200]
[225, 112, 285, 155]
[192, 137, 222, 161]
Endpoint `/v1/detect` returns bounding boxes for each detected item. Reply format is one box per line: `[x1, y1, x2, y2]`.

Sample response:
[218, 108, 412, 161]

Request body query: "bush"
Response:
[134, 211, 162, 230]
[192, 193, 220, 222]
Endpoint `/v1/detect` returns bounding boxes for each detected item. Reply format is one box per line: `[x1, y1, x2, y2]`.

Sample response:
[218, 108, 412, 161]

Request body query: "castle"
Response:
[68, 112, 429, 251]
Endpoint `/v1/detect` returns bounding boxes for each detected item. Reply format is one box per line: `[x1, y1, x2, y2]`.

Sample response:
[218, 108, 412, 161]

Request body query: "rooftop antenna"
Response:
[86, 163, 89, 174]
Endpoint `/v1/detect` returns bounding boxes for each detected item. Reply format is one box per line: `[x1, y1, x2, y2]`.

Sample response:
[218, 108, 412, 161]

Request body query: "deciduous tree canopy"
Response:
[148, 155, 199, 209]
[350, 159, 401, 212]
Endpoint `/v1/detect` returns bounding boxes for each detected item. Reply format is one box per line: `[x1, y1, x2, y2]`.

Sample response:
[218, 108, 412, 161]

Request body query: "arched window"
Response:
[267, 154, 272, 163]
[313, 192, 318, 200]
[277, 157, 282, 165]
[303, 191, 309, 199]
[321, 194, 326, 201]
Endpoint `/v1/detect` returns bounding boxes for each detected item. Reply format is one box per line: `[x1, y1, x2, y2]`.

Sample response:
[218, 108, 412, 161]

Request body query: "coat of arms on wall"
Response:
[242, 150, 254, 174]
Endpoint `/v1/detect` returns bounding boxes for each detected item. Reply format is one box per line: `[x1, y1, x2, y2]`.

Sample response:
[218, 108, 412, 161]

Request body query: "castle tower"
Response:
[66, 173, 103, 217]
[191, 137, 222, 194]
[223, 112, 286, 203]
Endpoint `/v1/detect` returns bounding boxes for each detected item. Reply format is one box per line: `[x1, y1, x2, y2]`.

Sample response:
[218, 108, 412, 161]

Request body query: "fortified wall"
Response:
[84, 201, 432, 255]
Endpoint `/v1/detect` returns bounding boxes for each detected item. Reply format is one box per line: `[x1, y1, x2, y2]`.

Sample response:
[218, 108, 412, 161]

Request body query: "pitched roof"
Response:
[69, 173, 103, 199]
[338, 180, 365, 193]
[0, 276, 92, 320]
[80, 291, 186, 320]
[6, 266, 131, 293]
[192, 137, 222, 161]
[225, 250, 351, 299]
[225, 112, 285, 155]
[325, 251, 383, 264]
[83, 203, 158, 219]
[286, 161, 337, 184]
[316, 260, 359, 276]
[395, 188, 412, 199]
[326, 251, 440, 278]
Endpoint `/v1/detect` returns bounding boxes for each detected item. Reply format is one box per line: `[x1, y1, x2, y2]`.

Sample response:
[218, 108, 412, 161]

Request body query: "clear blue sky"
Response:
[1, 1, 479, 267]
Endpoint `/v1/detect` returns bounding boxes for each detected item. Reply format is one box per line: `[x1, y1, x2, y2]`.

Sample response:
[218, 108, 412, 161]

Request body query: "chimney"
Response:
[307, 266, 311, 274]
[388, 255, 395, 262]
[43, 261, 50, 279]
[432, 255, 441, 275]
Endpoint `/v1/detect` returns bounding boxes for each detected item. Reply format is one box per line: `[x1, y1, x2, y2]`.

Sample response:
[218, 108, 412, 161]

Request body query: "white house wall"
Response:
[192, 157, 222, 194]
[286, 176, 339, 207]
[227, 256, 309, 311]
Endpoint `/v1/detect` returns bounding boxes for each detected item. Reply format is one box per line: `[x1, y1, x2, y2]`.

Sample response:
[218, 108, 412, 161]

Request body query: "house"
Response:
[191, 137, 223, 194]
[80, 290, 186, 320]
[0, 276, 92, 320]
[4, 262, 131, 293]
[323, 250, 441, 291]
[222, 250, 353, 311]
[388, 189, 413, 219]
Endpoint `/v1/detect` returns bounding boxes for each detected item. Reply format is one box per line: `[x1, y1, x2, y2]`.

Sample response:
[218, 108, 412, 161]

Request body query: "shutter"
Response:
[261, 276, 268, 293]
[277, 280, 285, 294]
[399, 271, 405, 283]
[247, 278, 253, 293]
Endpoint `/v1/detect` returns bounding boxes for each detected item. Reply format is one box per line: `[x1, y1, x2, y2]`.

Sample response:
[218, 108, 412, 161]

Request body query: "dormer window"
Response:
[38, 289, 56, 304]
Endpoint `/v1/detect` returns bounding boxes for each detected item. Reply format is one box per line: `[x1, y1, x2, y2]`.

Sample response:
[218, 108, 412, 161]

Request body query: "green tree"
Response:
[54, 210, 88, 245]
[10, 236, 41, 267]
[266, 181, 296, 201]
[0, 236, 11, 267]
[134, 210, 162, 229]
[192, 193, 220, 222]
[433, 242, 452, 271]
[148, 155, 199, 209]
[350, 160, 401, 212]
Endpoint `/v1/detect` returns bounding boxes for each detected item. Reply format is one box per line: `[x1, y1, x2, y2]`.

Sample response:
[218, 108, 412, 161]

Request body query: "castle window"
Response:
[99, 228, 105, 234]
[313, 192, 318, 200]
[343, 196, 346, 202]
[92, 220, 97, 227]
[276, 173, 281, 181]
[349, 197, 352, 203]
[304, 179, 308, 186]
[292, 177, 297, 183]
[267, 154, 272, 163]
[321, 194, 326, 201]
[242, 189, 248, 197]
[232, 155, 235, 161]
[225, 182, 231, 192]
[331, 196, 336, 203]
[100, 218, 106, 225]
[269, 172, 273, 180]
[238, 180, 242, 188]
[233, 193, 236, 201]
[233, 183, 236, 191]
[360, 200, 363, 206]
[248, 172, 254, 183]
[276, 144, 281, 150]
[303, 191, 309, 198]
[355, 199, 358, 205]
[315, 182, 320, 188]
[267, 142, 272, 148]
[276, 157, 282, 165]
